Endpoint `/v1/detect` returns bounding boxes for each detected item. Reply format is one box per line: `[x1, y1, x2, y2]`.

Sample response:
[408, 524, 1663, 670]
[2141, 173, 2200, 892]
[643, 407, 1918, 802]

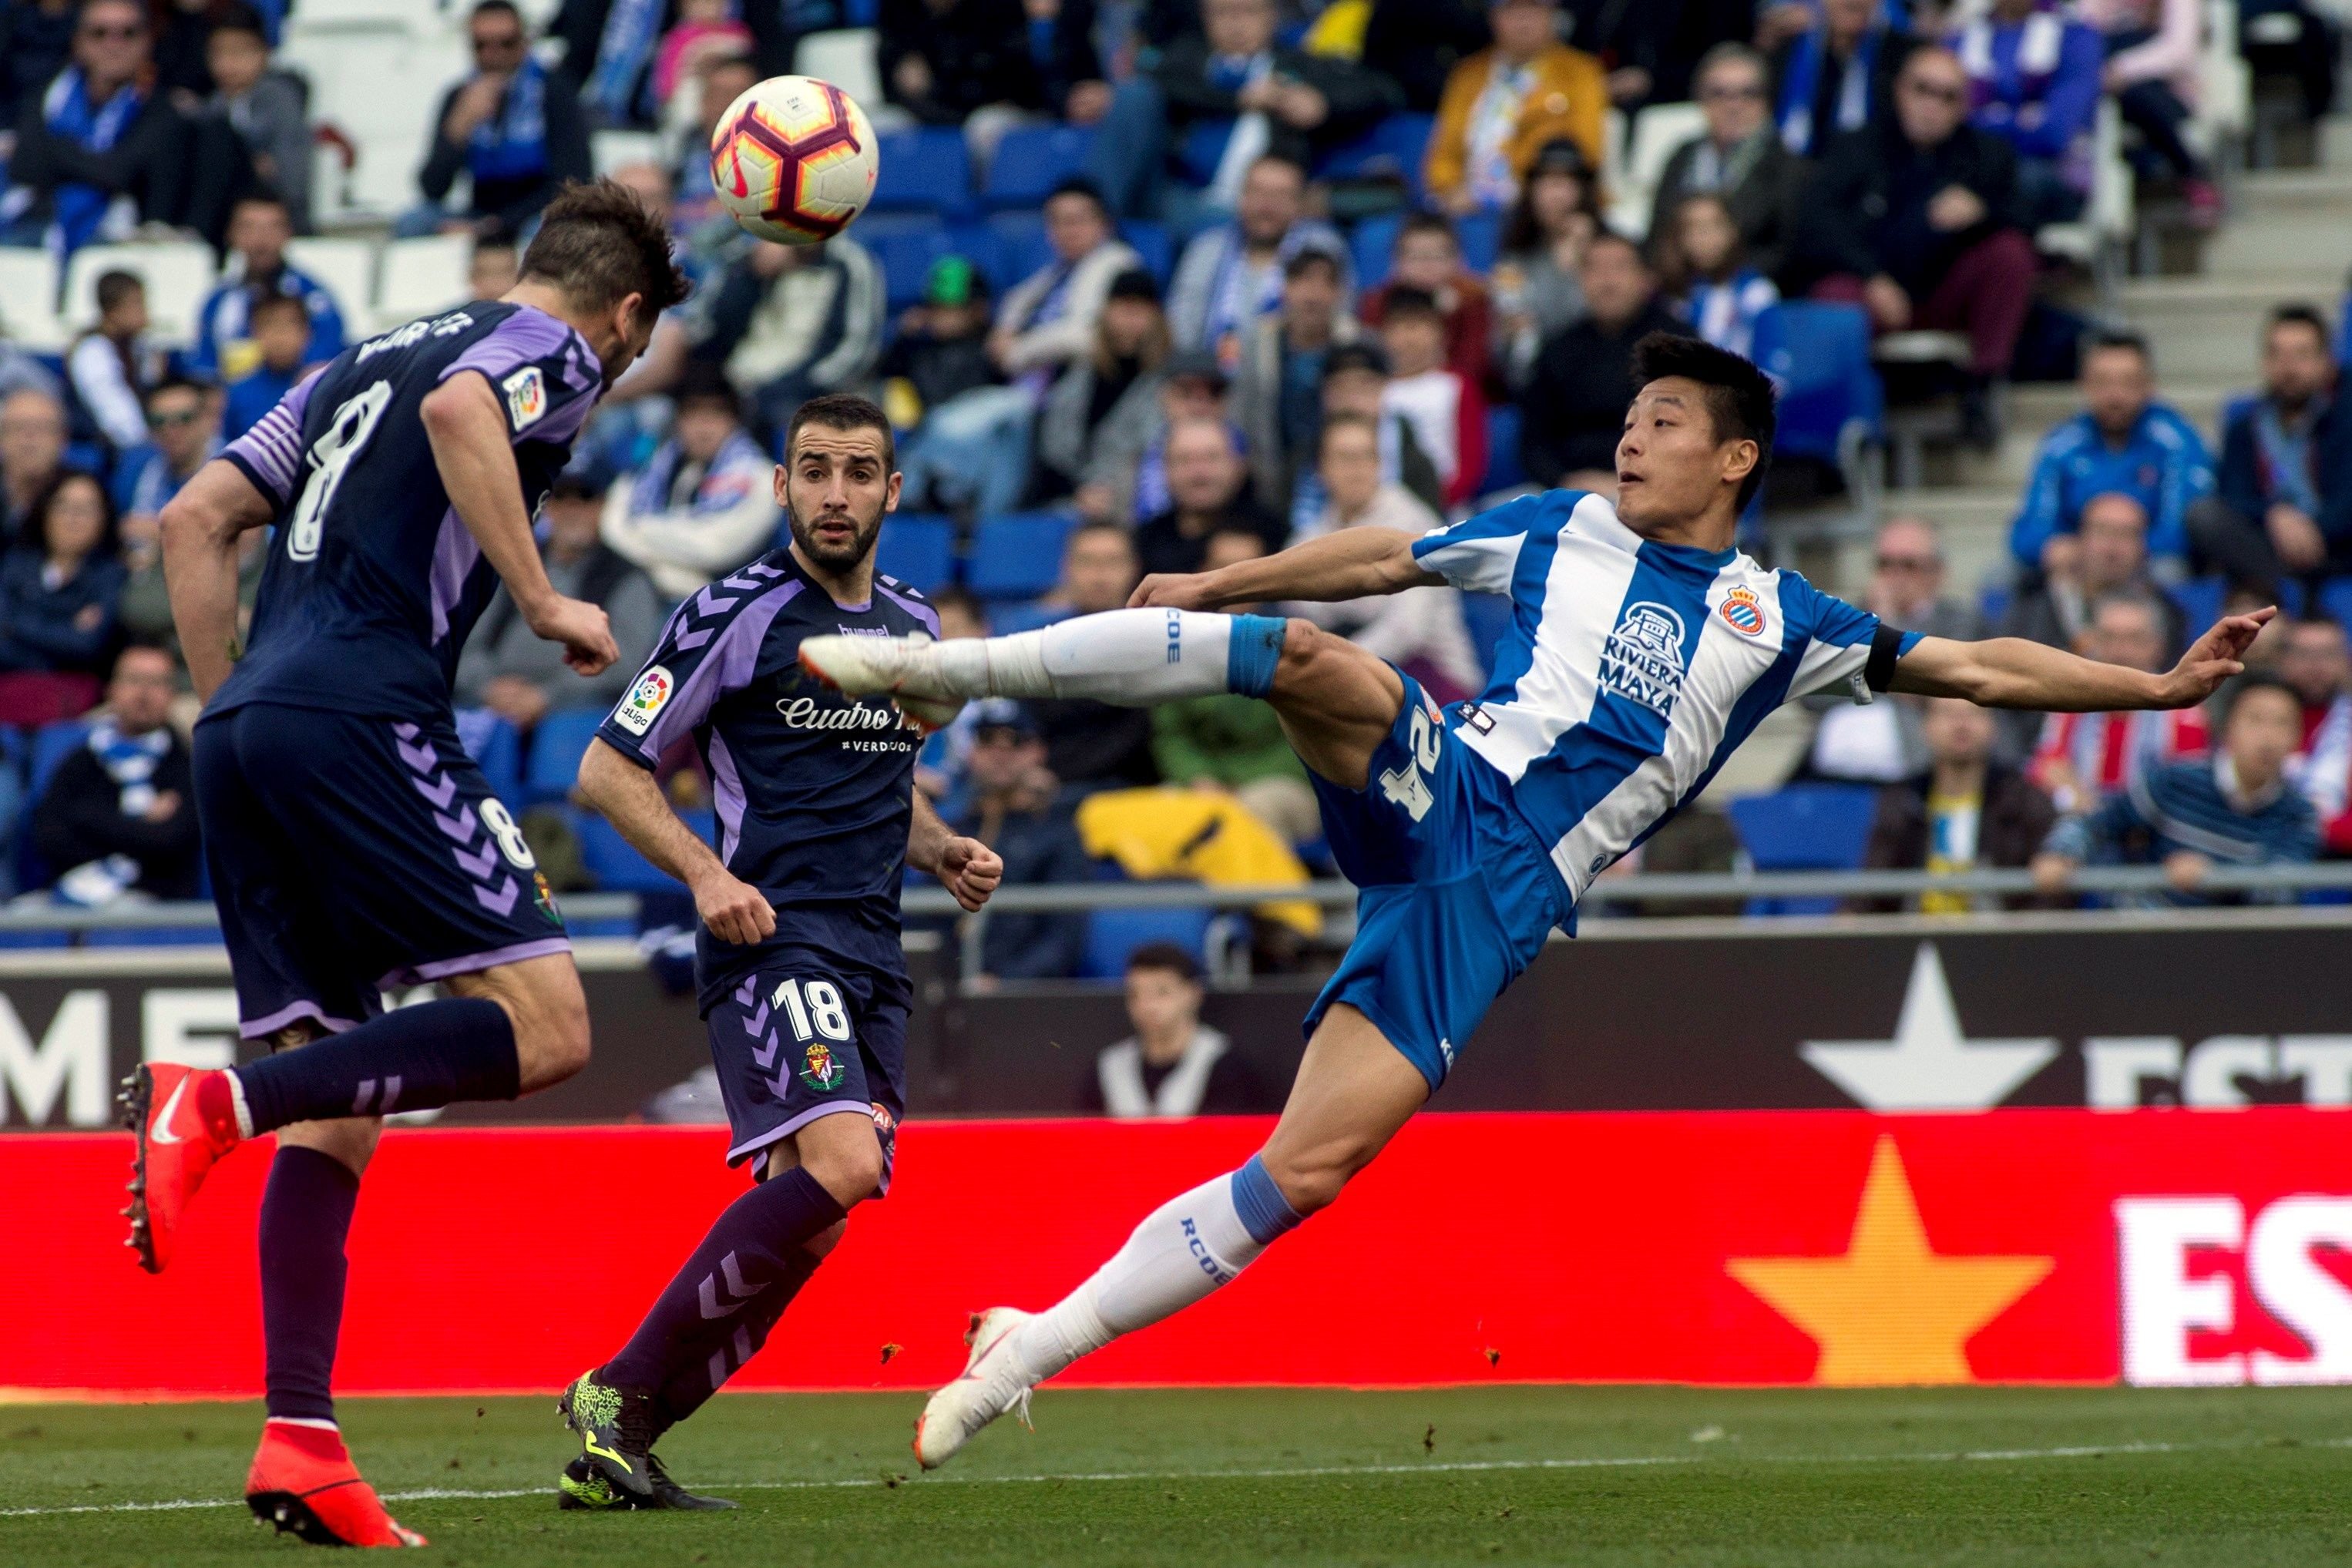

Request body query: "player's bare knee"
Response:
[798, 1119, 885, 1208]
[1258, 1147, 1355, 1217]
[278, 1116, 381, 1176]
[804, 1218, 850, 1258]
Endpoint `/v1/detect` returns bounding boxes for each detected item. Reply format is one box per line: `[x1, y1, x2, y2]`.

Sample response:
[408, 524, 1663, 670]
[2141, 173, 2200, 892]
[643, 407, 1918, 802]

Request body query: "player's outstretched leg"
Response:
[559, 1116, 879, 1508]
[914, 1006, 1426, 1469]
[122, 955, 590, 1273]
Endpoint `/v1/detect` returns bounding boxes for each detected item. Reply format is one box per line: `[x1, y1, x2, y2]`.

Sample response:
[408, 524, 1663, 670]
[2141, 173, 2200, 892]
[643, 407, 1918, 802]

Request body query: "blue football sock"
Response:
[232, 997, 519, 1133]
[258, 1146, 360, 1423]
[604, 1167, 846, 1392]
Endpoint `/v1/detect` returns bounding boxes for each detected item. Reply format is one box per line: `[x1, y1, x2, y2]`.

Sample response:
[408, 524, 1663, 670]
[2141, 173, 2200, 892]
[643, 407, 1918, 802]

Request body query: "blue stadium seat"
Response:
[969, 512, 1074, 599]
[18, 720, 89, 893]
[1750, 302, 1883, 490]
[864, 217, 1006, 313]
[2318, 576, 2352, 627]
[870, 127, 973, 220]
[1725, 783, 1880, 916]
[1483, 405, 1525, 493]
[1119, 219, 1173, 286]
[1315, 112, 1436, 192]
[983, 125, 1099, 210]
[1979, 585, 2012, 629]
[526, 708, 606, 805]
[453, 708, 522, 808]
[84, 926, 222, 947]
[2167, 576, 2226, 636]
[1178, 119, 1238, 187]
[573, 805, 712, 893]
[1350, 212, 1404, 289]
[875, 512, 958, 595]
[1455, 210, 1500, 274]
[1079, 904, 1213, 979]
[986, 210, 1053, 293]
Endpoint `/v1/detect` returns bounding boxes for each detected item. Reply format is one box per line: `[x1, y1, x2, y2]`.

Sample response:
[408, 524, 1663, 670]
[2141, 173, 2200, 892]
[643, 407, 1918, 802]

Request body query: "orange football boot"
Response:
[246, 1419, 425, 1548]
[120, 1062, 243, 1274]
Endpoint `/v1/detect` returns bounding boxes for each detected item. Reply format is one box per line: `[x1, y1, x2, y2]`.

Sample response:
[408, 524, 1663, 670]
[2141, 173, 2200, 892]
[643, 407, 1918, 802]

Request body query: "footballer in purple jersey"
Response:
[123, 180, 688, 1548]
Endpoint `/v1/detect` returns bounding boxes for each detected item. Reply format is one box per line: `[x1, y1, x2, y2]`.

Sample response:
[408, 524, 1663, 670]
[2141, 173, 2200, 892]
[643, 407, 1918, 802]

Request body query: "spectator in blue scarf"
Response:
[1769, 0, 1920, 156]
[2, 0, 193, 257]
[2188, 305, 2352, 598]
[404, 0, 592, 240]
[29, 643, 202, 902]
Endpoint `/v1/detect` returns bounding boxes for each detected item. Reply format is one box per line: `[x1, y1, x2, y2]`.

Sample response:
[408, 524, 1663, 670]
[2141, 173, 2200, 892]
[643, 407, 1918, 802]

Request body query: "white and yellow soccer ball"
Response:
[709, 75, 879, 245]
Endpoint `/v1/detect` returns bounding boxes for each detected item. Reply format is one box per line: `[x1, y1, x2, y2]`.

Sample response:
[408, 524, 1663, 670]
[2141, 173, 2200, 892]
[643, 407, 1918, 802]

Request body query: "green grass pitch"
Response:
[4, 1385, 2348, 1566]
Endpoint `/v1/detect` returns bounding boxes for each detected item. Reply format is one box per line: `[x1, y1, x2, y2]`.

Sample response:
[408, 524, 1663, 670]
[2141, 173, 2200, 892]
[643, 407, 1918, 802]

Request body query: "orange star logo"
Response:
[1726, 1136, 2054, 1385]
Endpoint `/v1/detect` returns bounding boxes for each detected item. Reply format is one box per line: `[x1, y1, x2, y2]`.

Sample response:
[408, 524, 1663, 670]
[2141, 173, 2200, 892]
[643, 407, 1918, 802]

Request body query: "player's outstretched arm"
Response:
[160, 459, 277, 701]
[1890, 607, 2276, 712]
[1129, 527, 1440, 612]
[576, 737, 776, 945]
[908, 789, 1003, 913]
[420, 371, 620, 677]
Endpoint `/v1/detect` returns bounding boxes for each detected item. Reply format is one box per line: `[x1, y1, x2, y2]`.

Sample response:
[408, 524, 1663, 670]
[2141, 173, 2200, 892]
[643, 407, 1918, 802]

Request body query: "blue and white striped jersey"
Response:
[1412, 489, 1923, 906]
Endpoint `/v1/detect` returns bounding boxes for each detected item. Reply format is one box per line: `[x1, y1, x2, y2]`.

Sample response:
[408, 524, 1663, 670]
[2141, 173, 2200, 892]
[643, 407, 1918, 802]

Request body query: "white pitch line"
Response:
[4, 1435, 2345, 1521]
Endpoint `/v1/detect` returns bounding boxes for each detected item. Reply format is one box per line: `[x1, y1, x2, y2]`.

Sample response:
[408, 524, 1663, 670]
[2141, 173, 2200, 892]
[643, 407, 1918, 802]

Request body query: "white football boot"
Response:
[912, 1307, 1038, 1469]
[796, 632, 965, 733]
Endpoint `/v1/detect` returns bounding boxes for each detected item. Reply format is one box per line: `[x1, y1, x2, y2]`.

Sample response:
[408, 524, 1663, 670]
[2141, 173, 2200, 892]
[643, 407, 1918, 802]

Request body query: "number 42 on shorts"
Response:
[1377, 703, 1443, 823]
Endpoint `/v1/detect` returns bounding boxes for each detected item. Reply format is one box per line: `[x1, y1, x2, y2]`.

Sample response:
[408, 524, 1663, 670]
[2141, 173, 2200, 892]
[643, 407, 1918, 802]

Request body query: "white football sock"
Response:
[1011, 1159, 1301, 1384]
[926, 609, 1287, 705]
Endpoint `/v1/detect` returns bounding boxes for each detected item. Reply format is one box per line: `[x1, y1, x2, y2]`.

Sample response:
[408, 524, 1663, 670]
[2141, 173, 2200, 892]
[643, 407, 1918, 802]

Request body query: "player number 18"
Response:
[772, 976, 851, 1043]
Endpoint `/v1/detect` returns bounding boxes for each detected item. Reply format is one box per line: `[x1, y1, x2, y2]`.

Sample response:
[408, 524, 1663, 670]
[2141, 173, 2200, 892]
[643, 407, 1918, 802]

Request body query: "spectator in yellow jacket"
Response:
[1423, 0, 1607, 216]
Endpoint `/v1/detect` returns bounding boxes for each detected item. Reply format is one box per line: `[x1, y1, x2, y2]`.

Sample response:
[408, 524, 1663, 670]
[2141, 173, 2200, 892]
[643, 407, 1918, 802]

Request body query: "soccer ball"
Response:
[709, 75, 879, 245]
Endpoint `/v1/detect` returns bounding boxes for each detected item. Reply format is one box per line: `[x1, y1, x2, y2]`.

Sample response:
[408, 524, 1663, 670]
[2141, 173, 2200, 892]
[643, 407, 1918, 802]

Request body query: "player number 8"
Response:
[287, 380, 393, 562]
[774, 977, 851, 1043]
[477, 797, 537, 870]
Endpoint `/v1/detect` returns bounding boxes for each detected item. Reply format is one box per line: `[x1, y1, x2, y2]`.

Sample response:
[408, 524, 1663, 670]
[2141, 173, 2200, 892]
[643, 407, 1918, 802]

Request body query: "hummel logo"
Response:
[149, 1076, 190, 1145]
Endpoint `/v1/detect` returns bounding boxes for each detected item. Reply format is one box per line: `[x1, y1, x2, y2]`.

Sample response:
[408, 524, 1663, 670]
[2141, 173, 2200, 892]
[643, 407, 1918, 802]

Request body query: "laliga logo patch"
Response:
[613, 664, 673, 735]
[502, 365, 546, 430]
[1719, 586, 1767, 636]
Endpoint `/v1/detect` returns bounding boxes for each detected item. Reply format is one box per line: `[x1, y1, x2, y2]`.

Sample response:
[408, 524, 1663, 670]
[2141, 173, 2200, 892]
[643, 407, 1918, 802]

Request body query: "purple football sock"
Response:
[652, 1248, 822, 1435]
[233, 997, 520, 1133]
[604, 1167, 845, 1392]
[258, 1146, 361, 1423]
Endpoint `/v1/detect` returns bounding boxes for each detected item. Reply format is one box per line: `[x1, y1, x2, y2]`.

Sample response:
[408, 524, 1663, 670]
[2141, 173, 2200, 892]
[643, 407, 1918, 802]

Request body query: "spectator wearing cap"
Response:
[1134, 415, 1284, 578]
[403, 0, 592, 240]
[1167, 155, 1349, 367]
[2276, 615, 2352, 853]
[1519, 231, 1678, 495]
[1081, 942, 1275, 1118]
[2010, 330, 2213, 572]
[886, 257, 1027, 516]
[1039, 268, 1173, 512]
[1424, 0, 1607, 216]
[195, 5, 313, 233]
[1952, 0, 2105, 229]
[681, 226, 885, 435]
[1789, 45, 2037, 402]
[1494, 138, 1600, 391]
[1287, 414, 1483, 703]
[879, 0, 1110, 173]
[190, 193, 344, 384]
[1854, 695, 2057, 915]
[29, 643, 199, 903]
[600, 366, 781, 599]
[1646, 44, 1801, 284]
[2004, 491, 2183, 658]
[1091, 0, 1396, 224]
[0, 388, 74, 550]
[2034, 674, 2318, 906]
[1232, 247, 1364, 521]
[1359, 212, 1495, 394]
[220, 292, 314, 442]
[1768, 0, 1920, 156]
[66, 270, 169, 459]
[946, 698, 1091, 984]
[459, 474, 662, 731]
[2028, 589, 2206, 814]
[1287, 341, 1446, 536]
[1377, 288, 1488, 509]
[1148, 528, 1320, 844]
[2, 0, 193, 256]
[2186, 306, 2352, 598]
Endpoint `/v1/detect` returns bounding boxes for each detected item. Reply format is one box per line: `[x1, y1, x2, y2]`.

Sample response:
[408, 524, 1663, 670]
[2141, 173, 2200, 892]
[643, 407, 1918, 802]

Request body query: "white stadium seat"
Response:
[0, 250, 67, 353]
[592, 130, 667, 176]
[794, 29, 884, 114]
[61, 242, 217, 347]
[1608, 101, 1707, 240]
[280, 27, 469, 218]
[375, 233, 473, 331]
[285, 237, 381, 325]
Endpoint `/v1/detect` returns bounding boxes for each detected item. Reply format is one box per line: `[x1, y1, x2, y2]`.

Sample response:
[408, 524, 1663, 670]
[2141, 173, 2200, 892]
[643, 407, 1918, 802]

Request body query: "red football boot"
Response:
[246, 1419, 425, 1548]
[120, 1062, 242, 1274]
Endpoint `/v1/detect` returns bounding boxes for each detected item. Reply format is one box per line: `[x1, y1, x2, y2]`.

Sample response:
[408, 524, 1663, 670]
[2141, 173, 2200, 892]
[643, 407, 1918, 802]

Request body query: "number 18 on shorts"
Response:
[704, 955, 911, 1187]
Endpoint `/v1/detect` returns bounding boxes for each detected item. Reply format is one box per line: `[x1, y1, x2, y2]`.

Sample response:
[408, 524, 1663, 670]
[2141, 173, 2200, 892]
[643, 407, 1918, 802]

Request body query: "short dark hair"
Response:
[2084, 327, 2152, 366]
[31, 468, 116, 559]
[1629, 331, 1778, 511]
[1283, 246, 1340, 283]
[1586, 228, 1645, 267]
[785, 392, 895, 472]
[929, 584, 986, 627]
[518, 178, 690, 317]
[231, 190, 290, 221]
[2223, 670, 2303, 727]
[2268, 303, 2331, 348]
[672, 361, 741, 419]
[1379, 286, 1444, 327]
[208, 2, 267, 41]
[1396, 210, 1457, 249]
[469, 0, 521, 22]
[249, 292, 308, 330]
[1124, 941, 1200, 982]
[1045, 176, 1111, 220]
[1323, 342, 1389, 381]
[145, 374, 206, 408]
[94, 269, 143, 314]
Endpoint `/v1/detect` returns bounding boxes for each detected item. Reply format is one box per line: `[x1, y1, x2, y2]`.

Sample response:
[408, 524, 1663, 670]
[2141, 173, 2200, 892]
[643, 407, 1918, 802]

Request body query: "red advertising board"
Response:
[2, 1110, 2347, 1398]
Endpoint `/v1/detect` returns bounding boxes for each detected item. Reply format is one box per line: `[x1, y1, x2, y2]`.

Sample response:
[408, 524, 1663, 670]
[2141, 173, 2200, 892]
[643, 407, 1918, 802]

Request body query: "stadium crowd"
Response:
[0, 0, 2348, 972]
